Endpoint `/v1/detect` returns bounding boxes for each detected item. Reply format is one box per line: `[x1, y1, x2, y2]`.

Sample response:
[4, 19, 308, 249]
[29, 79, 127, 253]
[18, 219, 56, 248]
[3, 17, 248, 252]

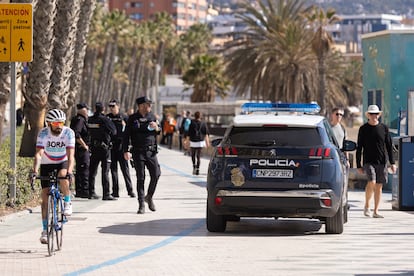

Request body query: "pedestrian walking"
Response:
[107, 99, 135, 198]
[329, 107, 349, 165]
[30, 109, 75, 243]
[176, 110, 186, 151]
[356, 105, 396, 218]
[162, 112, 176, 149]
[70, 103, 90, 198]
[188, 111, 210, 175]
[88, 102, 117, 200]
[123, 96, 161, 214]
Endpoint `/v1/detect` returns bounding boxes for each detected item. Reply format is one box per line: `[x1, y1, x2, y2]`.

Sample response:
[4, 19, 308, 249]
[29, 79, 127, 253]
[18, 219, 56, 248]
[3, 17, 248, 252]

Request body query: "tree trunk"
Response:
[69, 0, 96, 107]
[0, 63, 10, 145]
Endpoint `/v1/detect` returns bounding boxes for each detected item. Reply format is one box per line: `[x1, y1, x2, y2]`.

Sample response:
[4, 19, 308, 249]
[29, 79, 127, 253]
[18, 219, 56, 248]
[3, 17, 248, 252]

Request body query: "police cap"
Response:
[76, 103, 89, 110]
[95, 102, 104, 112]
[136, 96, 152, 105]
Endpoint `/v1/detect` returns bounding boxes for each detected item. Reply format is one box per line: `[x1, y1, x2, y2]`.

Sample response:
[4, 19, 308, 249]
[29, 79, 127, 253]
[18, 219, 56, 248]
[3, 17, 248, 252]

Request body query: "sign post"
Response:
[0, 3, 33, 200]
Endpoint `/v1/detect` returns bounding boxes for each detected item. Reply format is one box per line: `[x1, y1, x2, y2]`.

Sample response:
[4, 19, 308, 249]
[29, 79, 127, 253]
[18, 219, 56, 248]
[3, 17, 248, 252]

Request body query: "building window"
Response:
[130, 13, 144, 20]
[149, 2, 154, 8]
[131, 2, 142, 8]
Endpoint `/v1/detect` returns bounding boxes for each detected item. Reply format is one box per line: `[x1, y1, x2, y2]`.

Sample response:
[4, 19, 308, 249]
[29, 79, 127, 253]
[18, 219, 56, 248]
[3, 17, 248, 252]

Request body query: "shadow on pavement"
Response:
[98, 217, 324, 237]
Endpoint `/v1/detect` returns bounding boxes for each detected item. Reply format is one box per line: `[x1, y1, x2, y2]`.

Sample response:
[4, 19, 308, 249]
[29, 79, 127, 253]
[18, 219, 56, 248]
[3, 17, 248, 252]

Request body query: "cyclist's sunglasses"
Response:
[50, 121, 64, 127]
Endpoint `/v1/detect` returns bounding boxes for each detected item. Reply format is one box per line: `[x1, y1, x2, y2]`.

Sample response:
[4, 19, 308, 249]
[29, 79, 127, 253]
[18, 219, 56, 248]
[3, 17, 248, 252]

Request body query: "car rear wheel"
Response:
[325, 201, 344, 234]
[206, 202, 227, 232]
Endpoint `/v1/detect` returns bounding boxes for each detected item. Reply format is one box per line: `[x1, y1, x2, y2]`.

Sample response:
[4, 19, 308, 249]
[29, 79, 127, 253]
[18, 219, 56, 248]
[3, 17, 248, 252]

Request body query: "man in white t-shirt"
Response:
[31, 109, 75, 244]
[330, 107, 349, 164]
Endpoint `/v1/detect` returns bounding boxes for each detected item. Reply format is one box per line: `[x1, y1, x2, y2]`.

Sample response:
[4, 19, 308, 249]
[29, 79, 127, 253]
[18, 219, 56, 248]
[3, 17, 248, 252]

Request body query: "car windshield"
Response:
[226, 127, 321, 147]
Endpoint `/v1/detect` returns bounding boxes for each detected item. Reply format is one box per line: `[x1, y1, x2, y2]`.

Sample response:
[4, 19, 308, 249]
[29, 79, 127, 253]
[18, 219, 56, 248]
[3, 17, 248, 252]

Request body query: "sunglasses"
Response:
[336, 113, 344, 117]
[50, 121, 64, 127]
[369, 113, 379, 115]
[109, 105, 116, 108]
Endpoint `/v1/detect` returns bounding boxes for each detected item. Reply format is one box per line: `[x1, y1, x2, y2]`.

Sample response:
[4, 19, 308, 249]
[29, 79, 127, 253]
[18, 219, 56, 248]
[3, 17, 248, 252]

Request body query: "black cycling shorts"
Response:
[39, 161, 68, 189]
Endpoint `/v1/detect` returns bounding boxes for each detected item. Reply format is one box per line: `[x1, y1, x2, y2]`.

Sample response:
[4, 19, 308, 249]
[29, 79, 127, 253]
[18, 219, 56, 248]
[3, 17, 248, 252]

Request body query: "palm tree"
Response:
[182, 54, 230, 102]
[307, 6, 340, 114]
[68, 0, 97, 111]
[0, 63, 11, 143]
[20, 0, 57, 157]
[95, 10, 130, 102]
[225, 0, 316, 102]
[48, 0, 81, 111]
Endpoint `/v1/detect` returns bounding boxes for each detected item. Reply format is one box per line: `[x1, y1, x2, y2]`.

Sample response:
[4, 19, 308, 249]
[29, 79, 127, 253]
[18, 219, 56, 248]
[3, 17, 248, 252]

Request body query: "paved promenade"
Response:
[1, 146, 414, 276]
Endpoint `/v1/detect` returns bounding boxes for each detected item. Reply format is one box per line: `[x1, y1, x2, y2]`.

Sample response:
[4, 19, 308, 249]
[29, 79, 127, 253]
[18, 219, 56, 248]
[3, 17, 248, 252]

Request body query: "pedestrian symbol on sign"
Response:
[18, 38, 24, 51]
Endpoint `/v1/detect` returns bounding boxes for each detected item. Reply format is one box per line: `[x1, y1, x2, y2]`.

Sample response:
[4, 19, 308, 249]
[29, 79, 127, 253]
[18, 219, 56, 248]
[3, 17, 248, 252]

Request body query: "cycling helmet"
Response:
[45, 109, 66, 123]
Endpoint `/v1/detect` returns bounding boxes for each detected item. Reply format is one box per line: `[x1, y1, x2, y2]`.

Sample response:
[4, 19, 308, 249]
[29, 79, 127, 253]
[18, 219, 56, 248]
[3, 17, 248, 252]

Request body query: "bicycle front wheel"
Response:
[55, 195, 64, 250]
[47, 195, 55, 256]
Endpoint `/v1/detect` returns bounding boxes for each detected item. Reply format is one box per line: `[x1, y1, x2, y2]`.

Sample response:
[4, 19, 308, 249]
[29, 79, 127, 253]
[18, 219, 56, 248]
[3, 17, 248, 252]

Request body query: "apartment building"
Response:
[108, 0, 208, 32]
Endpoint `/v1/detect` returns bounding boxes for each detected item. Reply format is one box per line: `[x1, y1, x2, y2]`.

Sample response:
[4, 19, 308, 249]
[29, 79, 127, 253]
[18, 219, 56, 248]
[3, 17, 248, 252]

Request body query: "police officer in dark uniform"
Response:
[107, 99, 135, 198]
[70, 103, 90, 198]
[123, 96, 161, 214]
[88, 102, 117, 200]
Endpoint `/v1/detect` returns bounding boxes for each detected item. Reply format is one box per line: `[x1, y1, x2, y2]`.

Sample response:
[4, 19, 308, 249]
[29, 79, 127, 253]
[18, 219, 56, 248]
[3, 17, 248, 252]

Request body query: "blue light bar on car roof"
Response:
[241, 102, 321, 114]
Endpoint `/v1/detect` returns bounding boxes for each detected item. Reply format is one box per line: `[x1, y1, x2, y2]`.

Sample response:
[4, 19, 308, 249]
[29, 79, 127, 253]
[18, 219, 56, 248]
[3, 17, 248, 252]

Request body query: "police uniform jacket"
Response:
[70, 113, 89, 148]
[123, 112, 159, 152]
[107, 113, 127, 146]
[88, 112, 117, 147]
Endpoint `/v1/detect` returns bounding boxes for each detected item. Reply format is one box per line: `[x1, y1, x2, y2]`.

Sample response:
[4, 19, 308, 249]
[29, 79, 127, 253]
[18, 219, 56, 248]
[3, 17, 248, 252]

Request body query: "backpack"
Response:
[183, 118, 191, 132]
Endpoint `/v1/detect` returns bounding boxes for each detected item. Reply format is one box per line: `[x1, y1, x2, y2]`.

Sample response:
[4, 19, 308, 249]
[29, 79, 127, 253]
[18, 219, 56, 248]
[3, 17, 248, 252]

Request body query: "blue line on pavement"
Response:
[160, 163, 202, 180]
[64, 219, 204, 276]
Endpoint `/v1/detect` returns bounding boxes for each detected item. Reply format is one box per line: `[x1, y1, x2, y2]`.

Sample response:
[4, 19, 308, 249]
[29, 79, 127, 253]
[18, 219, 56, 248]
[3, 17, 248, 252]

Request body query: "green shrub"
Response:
[0, 127, 40, 210]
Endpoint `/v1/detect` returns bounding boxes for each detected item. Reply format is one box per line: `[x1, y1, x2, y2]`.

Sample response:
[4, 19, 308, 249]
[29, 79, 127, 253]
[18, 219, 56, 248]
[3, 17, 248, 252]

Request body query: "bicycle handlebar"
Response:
[30, 174, 72, 191]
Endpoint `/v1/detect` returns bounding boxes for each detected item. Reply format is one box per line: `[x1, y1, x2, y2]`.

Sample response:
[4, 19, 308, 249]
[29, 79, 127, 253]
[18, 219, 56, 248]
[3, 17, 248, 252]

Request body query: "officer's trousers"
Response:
[110, 145, 133, 196]
[75, 147, 90, 196]
[132, 150, 161, 205]
[89, 147, 111, 198]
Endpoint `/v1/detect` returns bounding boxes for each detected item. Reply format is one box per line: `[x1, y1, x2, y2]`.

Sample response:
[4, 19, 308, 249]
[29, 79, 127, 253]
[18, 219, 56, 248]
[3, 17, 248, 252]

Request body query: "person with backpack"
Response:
[188, 111, 210, 175]
[181, 110, 191, 156]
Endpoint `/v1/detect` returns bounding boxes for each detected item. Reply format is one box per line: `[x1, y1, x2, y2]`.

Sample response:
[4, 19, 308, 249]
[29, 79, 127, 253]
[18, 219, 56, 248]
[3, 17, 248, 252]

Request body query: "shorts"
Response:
[363, 163, 387, 184]
[39, 161, 68, 189]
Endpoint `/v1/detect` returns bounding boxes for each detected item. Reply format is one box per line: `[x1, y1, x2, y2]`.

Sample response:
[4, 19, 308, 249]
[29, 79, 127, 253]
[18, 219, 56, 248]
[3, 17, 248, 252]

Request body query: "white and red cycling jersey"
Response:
[36, 126, 75, 164]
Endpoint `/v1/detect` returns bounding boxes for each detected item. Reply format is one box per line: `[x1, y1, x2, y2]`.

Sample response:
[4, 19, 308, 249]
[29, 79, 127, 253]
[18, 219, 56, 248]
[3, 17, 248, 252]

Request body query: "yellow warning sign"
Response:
[0, 3, 33, 62]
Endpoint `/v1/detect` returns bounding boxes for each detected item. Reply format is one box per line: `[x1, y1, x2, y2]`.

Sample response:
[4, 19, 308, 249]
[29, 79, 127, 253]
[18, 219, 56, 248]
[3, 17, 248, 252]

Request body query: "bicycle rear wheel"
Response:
[47, 195, 55, 256]
[55, 196, 64, 250]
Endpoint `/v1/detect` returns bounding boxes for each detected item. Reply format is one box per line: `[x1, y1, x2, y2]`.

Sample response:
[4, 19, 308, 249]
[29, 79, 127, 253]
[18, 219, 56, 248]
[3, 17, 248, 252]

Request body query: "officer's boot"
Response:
[195, 167, 200, 175]
[137, 201, 145, 214]
[193, 166, 197, 175]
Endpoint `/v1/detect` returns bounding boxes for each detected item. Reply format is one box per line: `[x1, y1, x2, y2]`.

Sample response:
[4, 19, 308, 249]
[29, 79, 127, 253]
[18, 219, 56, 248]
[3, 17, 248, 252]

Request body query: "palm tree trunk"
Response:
[318, 57, 326, 115]
[49, 0, 80, 111]
[0, 63, 10, 145]
[69, 0, 96, 107]
[20, 0, 57, 157]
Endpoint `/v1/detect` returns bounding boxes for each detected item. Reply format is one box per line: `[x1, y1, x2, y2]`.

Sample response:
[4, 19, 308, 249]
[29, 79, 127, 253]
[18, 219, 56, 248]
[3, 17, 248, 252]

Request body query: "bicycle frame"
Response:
[34, 170, 69, 256]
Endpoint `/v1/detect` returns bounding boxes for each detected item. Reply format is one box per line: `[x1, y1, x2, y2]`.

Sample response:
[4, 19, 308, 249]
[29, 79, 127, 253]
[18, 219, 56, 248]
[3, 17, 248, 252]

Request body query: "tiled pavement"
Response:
[1, 146, 414, 276]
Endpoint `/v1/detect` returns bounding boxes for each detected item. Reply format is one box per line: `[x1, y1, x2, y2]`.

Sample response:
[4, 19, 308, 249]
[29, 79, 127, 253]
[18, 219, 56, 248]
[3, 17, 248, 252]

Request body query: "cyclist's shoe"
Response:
[64, 202, 73, 216]
[40, 230, 48, 244]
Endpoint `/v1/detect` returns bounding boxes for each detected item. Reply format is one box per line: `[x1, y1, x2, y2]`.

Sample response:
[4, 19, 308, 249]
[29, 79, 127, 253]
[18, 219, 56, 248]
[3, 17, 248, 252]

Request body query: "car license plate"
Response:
[252, 169, 293, 178]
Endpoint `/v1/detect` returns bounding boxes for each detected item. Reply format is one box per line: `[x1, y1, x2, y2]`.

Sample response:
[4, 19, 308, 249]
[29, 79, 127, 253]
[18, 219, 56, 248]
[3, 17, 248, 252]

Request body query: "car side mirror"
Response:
[343, 140, 356, 151]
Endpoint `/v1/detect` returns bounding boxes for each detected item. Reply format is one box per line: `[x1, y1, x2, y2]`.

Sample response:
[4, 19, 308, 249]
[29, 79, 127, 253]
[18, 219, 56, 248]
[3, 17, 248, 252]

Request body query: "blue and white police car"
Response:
[206, 103, 356, 234]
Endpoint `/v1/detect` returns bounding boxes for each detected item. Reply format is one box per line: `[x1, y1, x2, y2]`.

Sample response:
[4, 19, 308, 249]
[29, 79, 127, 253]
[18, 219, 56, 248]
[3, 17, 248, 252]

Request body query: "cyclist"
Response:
[31, 109, 75, 244]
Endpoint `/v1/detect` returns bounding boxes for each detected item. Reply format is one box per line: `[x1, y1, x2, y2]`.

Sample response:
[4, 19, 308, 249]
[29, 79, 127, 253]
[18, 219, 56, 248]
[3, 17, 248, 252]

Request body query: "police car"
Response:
[206, 103, 356, 234]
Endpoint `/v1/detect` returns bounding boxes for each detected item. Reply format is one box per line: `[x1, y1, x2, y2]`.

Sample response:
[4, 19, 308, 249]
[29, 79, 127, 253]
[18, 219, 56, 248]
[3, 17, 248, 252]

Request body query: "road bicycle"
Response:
[31, 170, 71, 256]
